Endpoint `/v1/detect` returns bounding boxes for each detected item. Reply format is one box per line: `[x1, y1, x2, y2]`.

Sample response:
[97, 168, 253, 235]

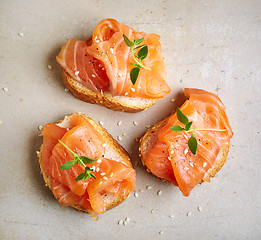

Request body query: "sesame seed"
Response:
[130, 87, 135, 92]
[157, 190, 162, 196]
[123, 221, 127, 226]
[18, 32, 24, 37]
[133, 121, 138, 126]
[75, 71, 79, 75]
[118, 72, 122, 77]
[190, 162, 194, 167]
[91, 74, 96, 78]
[117, 136, 122, 141]
[103, 176, 108, 180]
[64, 88, 69, 92]
[169, 215, 174, 219]
[145, 125, 151, 129]
[99, 181, 103, 185]
[99, 121, 104, 126]
[36, 151, 40, 156]
[122, 132, 127, 136]
[98, 64, 102, 68]
[125, 92, 128, 96]
[92, 166, 96, 171]
[66, 128, 69, 131]
[170, 150, 174, 154]
[168, 157, 171, 161]
[184, 135, 189, 140]
[203, 162, 207, 167]
[170, 98, 175, 103]
[102, 67, 105, 70]
[159, 230, 164, 235]
[184, 166, 189, 170]
[47, 65, 52, 70]
[117, 121, 122, 126]
[102, 143, 106, 148]
[38, 125, 43, 131]
[3, 87, 8, 92]
[96, 167, 100, 172]
[97, 159, 102, 163]
[110, 173, 114, 177]
[198, 206, 202, 211]
[184, 149, 189, 155]
[146, 185, 152, 190]
[187, 212, 192, 216]
[118, 220, 123, 225]
[125, 217, 130, 223]
[110, 48, 114, 54]
[134, 192, 139, 197]
[100, 172, 105, 176]
[151, 209, 155, 214]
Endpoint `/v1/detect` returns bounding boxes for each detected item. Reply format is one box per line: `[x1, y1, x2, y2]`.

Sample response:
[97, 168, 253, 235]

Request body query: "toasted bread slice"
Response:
[62, 70, 157, 112]
[139, 116, 230, 184]
[39, 113, 134, 216]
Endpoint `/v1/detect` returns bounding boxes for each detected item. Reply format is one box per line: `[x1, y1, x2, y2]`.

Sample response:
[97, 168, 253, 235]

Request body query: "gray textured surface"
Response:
[0, 0, 261, 239]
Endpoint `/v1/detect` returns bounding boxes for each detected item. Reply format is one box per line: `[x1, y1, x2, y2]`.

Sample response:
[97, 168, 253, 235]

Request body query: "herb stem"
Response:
[58, 140, 77, 157]
[130, 47, 151, 70]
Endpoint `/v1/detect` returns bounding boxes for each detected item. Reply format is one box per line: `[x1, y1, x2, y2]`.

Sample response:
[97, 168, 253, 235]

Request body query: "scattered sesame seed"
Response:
[99, 121, 104, 126]
[184, 166, 189, 170]
[110, 48, 114, 54]
[117, 136, 122, 141]
[110, 173, 114, 177]
[157, 190, 162, 196]
[139, 189, 144, 193]
[198, 206, 202, 211]
[66, 128, 69, 131]
[184, 149, 189, 155]
[75, 71, 79, 75]
[92, 166, 96, 171]
[190, 162, 194, 167]
[99, 181, 103, 185]
[146, 185, 152, 190]
[18, 32, 24, 37]
[97, 159, 102, 164]
[100, 172, 106, 176]
[118, 72, 122, 77]
[125, 92, 128, 96]
[64, 88, 69, 92]
[102, 143, 106, 148]
[47, 65, 52, 70]
[203, 162, 207, 167]
[130, 87, 135, 92]
[159, 230, 164, 235]
[145, 125, 151, 129]
[122, 132, 127, 136]
[103, 176, 108, 180]
[3, 87, 8, 92]
[134, 192, 139, 197]
[133, 121, 138, 126]
[91, 74, 96, 78]
[118, 220, 123, 225]
[96, 167, 100, 172]
[187, 212, 192, 216]
[170, 98, 175, 103]
[117, 121, 122, 126]
[168, 157, 171, 161]
[123, 221, 127, 226]
[184, 135, 189, 140]
[125, 217, 130, 223]
[169, 215, 174, 219]
[151, 209, 155, 214]
[38, 125, 43, 131]
[170, 150, 174, 154]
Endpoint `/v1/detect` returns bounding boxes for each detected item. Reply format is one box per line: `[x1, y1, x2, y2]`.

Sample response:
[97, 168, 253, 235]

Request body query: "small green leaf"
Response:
[130, 63, 141, 68]
[188, 135, 198, 155]
[138, 45, 148, 60]
[170, 126, 184, 133]
[80, 156, 97, 165]
[185, 121, 193, 131]
[123, 34, 133, 47]
[176, 108, 189, 125]
[58, 160, 75, 170]
[130, 67, 140, 85]
[134, 37, 144, 45]
[75, 172, 86, 182]
[90, 173, 97, 179]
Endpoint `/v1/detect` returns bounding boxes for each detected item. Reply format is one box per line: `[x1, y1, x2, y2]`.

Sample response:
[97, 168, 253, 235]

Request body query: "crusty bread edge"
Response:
[62, 70, 157, 112]
[139, 115, 230, 183]
[39, 113, 134, 214]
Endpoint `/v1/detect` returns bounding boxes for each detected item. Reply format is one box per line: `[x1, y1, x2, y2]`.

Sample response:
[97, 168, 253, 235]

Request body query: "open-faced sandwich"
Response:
[56, 18, 170, 112]
[39, 113, 136, 220]
[139, 88, 233, 196]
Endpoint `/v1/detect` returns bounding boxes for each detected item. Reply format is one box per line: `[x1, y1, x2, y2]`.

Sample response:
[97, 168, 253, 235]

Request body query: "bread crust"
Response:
[39, 113, 134, 215]
[139, 115, 230, 184]
[62, 70, 157, 112]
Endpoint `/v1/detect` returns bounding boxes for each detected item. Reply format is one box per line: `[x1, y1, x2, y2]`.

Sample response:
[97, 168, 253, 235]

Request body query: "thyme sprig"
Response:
[58, 140, 97, 181]
[123, 34, 151, 85]
[170, 108, 226, 155]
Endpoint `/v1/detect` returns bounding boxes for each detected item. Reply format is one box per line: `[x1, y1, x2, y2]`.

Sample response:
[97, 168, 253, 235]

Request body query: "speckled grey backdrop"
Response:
[0, 0, 261, 239]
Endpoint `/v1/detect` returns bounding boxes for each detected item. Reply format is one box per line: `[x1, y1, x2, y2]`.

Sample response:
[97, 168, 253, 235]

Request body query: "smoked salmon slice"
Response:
[56, 18, 170, 99]
[40, 114, 136, 218]
[143, 89, 233, 196]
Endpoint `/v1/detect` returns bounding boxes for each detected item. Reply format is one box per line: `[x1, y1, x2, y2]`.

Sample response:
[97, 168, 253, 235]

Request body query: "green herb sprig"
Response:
[170, 108, 226, 155]
[123, 34, 151, 85]
[58, 140, 97, 181]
